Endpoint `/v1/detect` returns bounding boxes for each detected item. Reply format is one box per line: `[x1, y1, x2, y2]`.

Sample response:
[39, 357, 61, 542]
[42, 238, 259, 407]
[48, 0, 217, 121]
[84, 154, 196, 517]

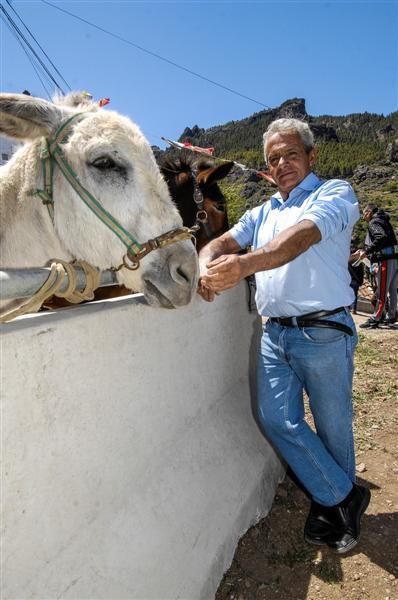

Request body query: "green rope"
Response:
[35, 113, 143, 254]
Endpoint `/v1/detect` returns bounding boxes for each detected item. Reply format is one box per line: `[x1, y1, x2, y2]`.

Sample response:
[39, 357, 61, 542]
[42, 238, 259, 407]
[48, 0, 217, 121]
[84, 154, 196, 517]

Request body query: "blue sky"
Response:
[1, 1, 397, 148]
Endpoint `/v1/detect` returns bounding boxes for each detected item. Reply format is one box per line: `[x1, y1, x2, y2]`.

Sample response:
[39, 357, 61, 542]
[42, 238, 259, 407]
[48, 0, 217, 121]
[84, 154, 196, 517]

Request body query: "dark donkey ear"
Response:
[197, 161, 234, 186]
[0, 93, 65, 140]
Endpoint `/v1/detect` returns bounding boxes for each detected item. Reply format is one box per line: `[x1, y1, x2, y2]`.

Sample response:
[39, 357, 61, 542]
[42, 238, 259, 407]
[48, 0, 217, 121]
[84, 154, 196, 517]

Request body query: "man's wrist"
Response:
[239, 251, 263, 278]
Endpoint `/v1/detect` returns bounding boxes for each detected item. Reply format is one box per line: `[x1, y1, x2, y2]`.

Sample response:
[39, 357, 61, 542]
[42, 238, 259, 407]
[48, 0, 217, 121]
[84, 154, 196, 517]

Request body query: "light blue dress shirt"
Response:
[230, 172, 360, 317]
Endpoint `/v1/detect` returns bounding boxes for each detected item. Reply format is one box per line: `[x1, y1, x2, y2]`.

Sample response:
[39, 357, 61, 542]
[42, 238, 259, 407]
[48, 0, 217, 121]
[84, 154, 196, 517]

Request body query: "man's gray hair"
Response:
[263, 118, 314, 163]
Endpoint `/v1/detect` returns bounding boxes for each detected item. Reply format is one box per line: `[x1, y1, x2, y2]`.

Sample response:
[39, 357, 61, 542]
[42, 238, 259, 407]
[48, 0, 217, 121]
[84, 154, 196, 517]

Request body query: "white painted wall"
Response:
[0, 135, 21, 166]
[1, 283, 283, 600]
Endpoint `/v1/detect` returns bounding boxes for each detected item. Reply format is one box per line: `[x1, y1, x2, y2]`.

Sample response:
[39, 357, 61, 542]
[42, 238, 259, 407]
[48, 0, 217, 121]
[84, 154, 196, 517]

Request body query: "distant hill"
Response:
[170, 98, 398, 241]
[178, 98, 398, 176]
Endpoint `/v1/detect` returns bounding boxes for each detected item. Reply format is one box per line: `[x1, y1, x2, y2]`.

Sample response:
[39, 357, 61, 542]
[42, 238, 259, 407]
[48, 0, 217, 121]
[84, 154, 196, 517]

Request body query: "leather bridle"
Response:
[192, 171, 225, 242]
[33, 113, 197, 271]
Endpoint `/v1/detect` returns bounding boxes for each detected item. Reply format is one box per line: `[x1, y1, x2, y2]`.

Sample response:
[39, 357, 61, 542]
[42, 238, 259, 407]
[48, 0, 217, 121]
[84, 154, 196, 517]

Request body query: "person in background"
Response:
[348, 233, 364, 314]
[198, 118, 371, 555]
[359, 205, 398, 328]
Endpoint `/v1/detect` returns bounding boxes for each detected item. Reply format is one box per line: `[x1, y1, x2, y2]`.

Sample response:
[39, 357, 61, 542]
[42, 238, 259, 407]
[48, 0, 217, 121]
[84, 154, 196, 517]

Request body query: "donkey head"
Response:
[160, 153, 234, 251]
[0, 93, 199, 308]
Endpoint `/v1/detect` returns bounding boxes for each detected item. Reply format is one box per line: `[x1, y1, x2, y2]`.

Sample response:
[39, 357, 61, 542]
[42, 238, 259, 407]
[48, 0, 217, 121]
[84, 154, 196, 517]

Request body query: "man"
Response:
[198, 118, 370, 554]
[358, 204, 398, 328]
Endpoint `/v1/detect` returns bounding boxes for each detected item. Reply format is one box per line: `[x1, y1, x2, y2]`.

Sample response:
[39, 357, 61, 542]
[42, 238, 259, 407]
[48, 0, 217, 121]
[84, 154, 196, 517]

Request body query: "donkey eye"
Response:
[215, 204, 226, 213]
[91, 156, 118, 170]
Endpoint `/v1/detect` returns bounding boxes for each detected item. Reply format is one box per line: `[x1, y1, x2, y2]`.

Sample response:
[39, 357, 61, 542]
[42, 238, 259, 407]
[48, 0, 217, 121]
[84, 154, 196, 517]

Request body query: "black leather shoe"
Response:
[304, 502, 340, 546]
[326, 484, 371, 554]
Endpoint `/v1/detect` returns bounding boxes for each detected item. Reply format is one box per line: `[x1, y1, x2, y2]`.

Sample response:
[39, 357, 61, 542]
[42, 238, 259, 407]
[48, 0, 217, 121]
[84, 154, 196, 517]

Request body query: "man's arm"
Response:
[198, 231, 242, 301]
[201, 219, 321, 293]
[199, 231, 242, 269]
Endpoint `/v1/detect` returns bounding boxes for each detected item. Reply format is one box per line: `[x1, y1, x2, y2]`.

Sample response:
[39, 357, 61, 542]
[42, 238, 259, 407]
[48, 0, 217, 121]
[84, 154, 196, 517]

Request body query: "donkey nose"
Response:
[168, 250, 198, 288]
[171, 262, 191, 285]
[176, 266, 190, 283]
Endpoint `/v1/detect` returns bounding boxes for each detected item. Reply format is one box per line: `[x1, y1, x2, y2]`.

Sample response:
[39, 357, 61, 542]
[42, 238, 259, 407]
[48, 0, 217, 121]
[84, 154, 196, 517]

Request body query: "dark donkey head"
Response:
[160, 153, 234, 251]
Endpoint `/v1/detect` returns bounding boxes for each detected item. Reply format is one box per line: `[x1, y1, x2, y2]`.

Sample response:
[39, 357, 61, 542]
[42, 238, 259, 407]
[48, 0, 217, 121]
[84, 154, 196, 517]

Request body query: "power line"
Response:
[0, 12, 51, 98]
[0, 9, 52, 98]
[5, 0, 71, 92]
[0, 3, 66, 94]
[41, 0, 272, 110]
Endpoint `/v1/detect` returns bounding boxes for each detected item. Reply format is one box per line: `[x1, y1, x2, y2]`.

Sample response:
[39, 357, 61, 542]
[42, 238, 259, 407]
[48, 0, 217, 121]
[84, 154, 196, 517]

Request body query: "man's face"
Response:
[362, 208, 372, 222]
[266, 132, 316, 197]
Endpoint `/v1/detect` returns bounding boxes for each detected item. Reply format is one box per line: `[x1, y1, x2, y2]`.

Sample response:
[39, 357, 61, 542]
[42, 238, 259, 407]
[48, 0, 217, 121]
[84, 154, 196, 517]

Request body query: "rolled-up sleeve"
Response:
[230, 209, 256, 248]
[299, 180, 360, 240]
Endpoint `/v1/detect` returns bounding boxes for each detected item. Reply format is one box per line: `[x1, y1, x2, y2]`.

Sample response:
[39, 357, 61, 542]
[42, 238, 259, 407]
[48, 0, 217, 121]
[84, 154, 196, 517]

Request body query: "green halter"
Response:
[34, 113, 196, 269]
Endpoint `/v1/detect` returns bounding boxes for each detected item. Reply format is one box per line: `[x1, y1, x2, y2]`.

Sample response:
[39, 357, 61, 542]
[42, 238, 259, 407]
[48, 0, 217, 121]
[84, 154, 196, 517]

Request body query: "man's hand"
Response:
[201, 254, 245, 292]
[197, 232, 242, 301]
[197, 252, 217, 302]
[197, 277, 217, 302]
[358, 249, 367, 260]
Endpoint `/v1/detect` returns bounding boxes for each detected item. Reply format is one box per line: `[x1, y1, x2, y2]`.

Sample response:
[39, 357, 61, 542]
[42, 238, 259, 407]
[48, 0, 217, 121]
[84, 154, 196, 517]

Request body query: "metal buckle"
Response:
[193, 183, 203, 206]
[196, 210, 208, 224]
[123, 252, 141, 271]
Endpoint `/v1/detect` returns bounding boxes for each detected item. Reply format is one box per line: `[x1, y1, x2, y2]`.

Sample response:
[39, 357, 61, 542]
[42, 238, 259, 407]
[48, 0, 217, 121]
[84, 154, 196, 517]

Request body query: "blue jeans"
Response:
[257, 309, 358, 506]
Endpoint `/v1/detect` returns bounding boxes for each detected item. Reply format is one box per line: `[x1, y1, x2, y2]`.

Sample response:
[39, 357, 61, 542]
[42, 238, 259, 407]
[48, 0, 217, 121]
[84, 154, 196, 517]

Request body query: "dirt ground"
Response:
[216, 312, 398, 600]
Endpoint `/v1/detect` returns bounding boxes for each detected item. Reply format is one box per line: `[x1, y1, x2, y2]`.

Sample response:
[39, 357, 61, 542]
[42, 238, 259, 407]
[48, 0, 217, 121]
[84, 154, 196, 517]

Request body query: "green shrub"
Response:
[383, 180, 398, 193]
[218, 181, 246, 226]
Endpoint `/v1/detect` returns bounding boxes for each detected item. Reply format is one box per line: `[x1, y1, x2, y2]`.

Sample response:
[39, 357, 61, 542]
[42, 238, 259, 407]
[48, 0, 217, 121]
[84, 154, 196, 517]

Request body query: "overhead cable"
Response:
[41, 0, 272, 110]
[5, 0, 71, 92]
[1, 3, 65, 94]
[0, 9, 52, 98]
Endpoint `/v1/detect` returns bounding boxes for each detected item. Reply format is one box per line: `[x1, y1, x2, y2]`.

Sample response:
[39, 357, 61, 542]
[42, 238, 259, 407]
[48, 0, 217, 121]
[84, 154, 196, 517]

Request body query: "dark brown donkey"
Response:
[160, 153, 234, 251]
[161, 154, 256, 311]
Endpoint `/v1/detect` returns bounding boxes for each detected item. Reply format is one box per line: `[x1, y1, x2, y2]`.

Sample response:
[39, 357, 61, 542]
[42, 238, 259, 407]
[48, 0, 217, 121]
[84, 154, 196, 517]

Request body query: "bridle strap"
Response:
[121, 225, 199, 270]
[192, 174, 220, 242]
[34, 113, 196, 269]
[52, 143, 144, 255]
[34, 138, 54, 222]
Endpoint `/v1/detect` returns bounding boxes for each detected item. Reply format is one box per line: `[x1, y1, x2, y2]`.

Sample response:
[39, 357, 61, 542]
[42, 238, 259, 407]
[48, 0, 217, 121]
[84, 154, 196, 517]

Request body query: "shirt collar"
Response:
[271, 172, 321, 204]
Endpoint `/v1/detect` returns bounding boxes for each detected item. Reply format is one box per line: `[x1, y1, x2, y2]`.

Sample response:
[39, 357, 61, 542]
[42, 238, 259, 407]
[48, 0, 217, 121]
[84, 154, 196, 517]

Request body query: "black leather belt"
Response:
[269, 307, 353, 336]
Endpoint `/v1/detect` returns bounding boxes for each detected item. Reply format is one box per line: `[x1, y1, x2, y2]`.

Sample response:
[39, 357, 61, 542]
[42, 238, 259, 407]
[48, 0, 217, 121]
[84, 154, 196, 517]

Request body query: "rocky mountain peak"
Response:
[276, 98, 307, 119]
[179, 125, 204, 142]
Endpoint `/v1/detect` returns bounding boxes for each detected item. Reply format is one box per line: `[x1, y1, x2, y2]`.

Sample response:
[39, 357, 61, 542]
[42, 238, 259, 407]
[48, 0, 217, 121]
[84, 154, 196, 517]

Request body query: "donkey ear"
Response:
[0, 93, 65, 140]
[198, 161, 234, 185]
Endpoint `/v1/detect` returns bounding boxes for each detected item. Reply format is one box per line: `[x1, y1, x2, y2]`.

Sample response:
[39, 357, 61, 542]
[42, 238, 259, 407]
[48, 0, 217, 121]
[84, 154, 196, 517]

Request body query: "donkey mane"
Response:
[160, 152, 214, 178]
[52, 91, 99, 110]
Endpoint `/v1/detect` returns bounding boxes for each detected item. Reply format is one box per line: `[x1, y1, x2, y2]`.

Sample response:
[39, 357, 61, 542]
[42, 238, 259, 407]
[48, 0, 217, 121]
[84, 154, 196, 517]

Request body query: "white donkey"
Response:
[0, 93, 199, 311]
